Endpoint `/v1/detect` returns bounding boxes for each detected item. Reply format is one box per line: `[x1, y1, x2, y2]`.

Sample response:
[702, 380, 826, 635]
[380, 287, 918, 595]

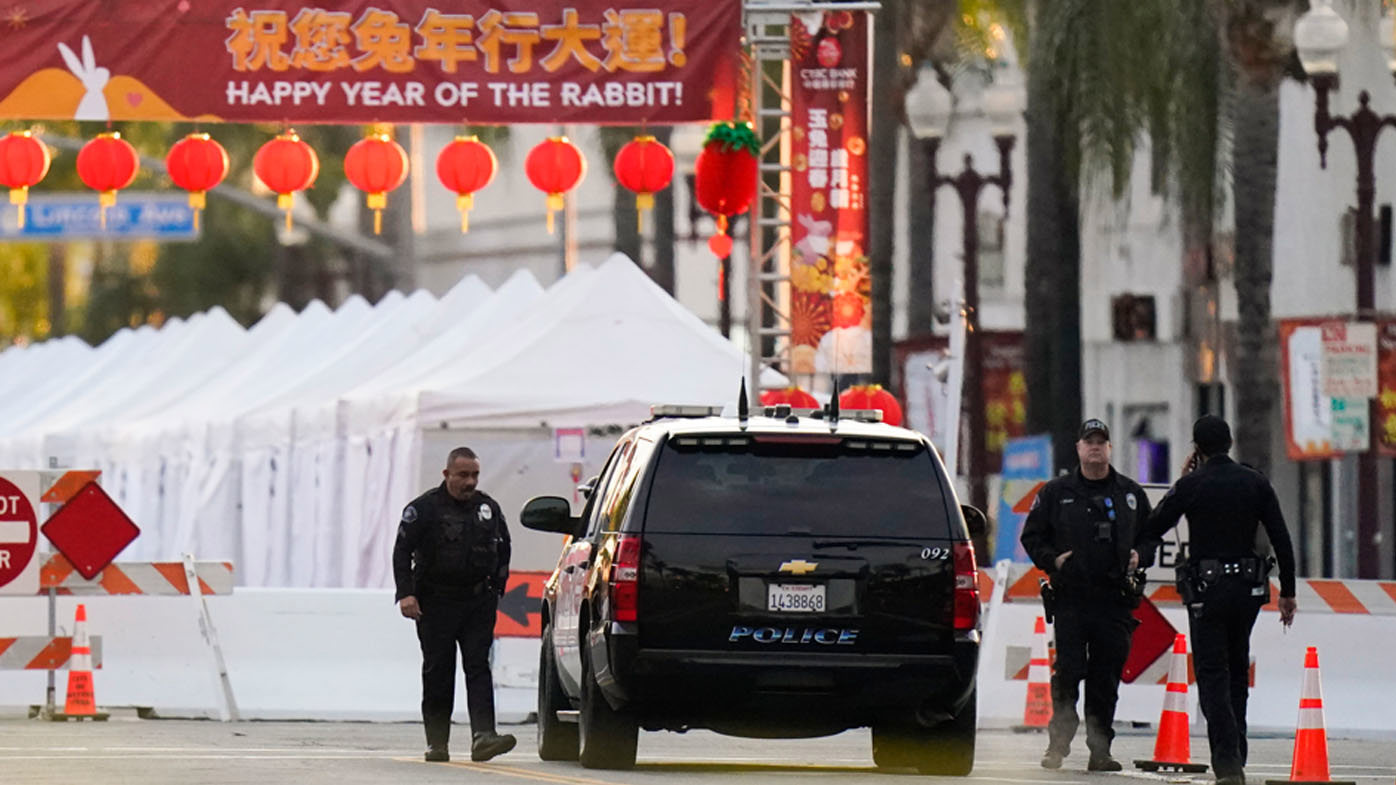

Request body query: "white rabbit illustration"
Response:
[794, 213, 833, 259]
[57, 36, 109, 122]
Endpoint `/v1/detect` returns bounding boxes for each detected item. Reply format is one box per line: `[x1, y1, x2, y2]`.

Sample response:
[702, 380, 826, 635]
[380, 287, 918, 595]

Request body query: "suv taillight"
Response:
[953, 541, 979, 631]
[610, 535, 642, 622]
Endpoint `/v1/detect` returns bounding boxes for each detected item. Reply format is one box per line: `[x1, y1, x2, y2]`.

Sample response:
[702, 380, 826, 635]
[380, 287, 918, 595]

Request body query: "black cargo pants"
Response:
[1047, 598, 1136, 759]
[416, 586, 499, 749]
[1187, 577, 1263, 779]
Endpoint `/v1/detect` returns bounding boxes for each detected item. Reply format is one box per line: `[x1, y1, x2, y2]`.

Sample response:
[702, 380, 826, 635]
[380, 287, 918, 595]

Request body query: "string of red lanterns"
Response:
[6, 128, 694, 237]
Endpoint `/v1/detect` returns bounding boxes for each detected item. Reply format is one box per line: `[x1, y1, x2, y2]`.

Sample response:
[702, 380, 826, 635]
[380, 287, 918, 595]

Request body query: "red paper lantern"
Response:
[525, 136, 585, 234]
[436, 135, 497, 233]
[613, 135, 674, 232]
[253, 130, 319, 230]
[165, 133, 229, 232]
[344, 131, 408, 236]
[759, 386, 819, 409]
[838, 384, 903, 427]
[0, 130, 51, 229]
[76, 132, 140, 230]
[694, 122, 758, 259]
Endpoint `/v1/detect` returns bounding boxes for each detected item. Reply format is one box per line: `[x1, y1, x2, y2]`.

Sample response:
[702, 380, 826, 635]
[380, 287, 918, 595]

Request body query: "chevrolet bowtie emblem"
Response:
[779, 559, 818, 575]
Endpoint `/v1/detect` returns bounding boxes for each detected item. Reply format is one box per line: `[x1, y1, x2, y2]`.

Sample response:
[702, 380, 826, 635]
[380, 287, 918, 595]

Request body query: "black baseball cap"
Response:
[1078, 418, 1110, 440]
[1193, 415, 1232, 454]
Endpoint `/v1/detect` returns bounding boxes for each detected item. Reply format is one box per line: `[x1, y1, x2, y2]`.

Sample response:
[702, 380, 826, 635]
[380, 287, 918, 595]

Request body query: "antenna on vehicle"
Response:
[828, 329, 841, 427]
[738, 325, 750, 429]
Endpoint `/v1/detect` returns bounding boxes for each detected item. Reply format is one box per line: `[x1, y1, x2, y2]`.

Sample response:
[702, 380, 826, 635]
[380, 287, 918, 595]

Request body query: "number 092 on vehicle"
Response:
[767, 583, 825, 612]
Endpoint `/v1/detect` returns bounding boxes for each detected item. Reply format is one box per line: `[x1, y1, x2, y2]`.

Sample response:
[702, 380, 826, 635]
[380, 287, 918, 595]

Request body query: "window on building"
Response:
[1111, 294, 1156, 342]
[977, 210, 1005, 289]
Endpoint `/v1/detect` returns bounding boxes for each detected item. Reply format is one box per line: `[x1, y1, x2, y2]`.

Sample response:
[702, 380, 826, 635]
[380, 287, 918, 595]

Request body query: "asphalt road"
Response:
[2, 715, 1393, 785]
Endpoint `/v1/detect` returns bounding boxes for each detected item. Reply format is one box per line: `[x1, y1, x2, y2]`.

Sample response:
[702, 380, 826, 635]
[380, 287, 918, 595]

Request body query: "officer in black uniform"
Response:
[1021, 419, 1150, 773]
[1136, 416, 1297, 785]
[393, 446, 516, 763]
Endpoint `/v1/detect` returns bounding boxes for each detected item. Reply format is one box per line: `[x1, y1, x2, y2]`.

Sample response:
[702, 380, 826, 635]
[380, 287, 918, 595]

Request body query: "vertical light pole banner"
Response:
[786, 10, 870, 375]
[1377, 320, 1396, 455]
[995, 435, 1051, 563]
[0, 471, 41, 596]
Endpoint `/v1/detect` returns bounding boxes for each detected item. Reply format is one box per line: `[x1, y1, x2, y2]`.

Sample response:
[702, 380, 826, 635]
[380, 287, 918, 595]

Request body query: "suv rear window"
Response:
[642, 435, 955, 538]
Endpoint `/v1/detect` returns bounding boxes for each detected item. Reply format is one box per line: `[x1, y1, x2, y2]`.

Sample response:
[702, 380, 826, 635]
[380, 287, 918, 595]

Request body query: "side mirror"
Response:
[521, 496, 577, 535]
[578, 475, 600, 499]
[960, 504, 988, 539]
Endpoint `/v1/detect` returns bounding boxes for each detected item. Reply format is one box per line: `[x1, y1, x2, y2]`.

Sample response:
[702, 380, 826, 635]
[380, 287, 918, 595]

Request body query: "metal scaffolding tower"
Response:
[740, 1, 880, 391]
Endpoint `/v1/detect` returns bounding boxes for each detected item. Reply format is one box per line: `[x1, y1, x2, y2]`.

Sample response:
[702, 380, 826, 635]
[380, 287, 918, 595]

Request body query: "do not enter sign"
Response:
[0, 472, 40, 595]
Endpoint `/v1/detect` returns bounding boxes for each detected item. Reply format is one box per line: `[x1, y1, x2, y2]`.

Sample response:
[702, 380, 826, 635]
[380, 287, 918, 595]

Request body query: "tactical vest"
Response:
[421, 496, 500, 589]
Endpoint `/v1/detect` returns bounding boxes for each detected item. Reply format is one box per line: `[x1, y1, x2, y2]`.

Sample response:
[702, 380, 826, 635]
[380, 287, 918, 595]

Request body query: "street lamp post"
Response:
[1296, 0, 1394, 578]
[906, 69, 1021, 515]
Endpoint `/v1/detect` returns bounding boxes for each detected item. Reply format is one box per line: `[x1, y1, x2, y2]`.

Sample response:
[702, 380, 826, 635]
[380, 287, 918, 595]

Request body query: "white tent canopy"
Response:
[0, 254, 787, 587]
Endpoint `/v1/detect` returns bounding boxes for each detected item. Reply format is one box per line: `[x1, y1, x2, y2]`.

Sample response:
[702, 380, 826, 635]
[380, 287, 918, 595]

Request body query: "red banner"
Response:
[787, 11, 870, 375]
[0, 1, 739, 124]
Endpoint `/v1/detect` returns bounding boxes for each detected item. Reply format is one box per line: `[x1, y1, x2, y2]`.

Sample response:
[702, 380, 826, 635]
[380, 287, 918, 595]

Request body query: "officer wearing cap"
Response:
[393, 446, 516, 764]
[1021, 419, 1151, 772]
[1136, 415, 1297, 785]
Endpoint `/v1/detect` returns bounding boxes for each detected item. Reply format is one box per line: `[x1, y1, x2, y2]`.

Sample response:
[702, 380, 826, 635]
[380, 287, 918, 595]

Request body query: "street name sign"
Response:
[0, 192, 198, 241]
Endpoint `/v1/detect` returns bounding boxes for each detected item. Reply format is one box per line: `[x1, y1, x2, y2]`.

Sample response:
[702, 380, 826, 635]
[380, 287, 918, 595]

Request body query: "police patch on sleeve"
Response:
[1126, 492, 1137, 510]
[479, 503, 492, 520]
[402, 504, 417, 523]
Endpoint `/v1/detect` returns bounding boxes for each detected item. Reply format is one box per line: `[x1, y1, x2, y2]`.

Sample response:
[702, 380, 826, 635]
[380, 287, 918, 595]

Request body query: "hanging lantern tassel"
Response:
[456, 193, 474, 233]
[98, 190, 119, 230]
[9, 186, 27, 229]
[366, 192, 387, 234]
[708, 214, 733, 258]
[546, 192, 564, 234]
[635, 191, 654, 233]
[278, 193, 295, 231]
[187, 191, 206, 232]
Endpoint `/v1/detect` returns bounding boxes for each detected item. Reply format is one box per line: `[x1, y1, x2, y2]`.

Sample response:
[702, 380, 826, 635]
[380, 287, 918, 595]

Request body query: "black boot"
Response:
[471, 731, 517, 762]
[424, 746, 449, 762]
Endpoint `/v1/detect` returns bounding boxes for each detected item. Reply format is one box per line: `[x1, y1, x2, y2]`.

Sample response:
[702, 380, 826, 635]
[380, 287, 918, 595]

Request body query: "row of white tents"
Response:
[0, 254, 784, 586]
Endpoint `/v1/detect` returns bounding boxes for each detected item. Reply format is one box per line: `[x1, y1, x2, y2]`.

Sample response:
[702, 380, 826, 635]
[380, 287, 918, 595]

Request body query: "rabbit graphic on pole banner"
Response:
[56, 36, 109, 122]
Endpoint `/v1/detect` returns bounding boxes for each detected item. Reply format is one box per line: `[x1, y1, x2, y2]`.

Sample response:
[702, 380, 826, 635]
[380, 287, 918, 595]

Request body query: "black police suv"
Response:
[521, 404, 982, 773]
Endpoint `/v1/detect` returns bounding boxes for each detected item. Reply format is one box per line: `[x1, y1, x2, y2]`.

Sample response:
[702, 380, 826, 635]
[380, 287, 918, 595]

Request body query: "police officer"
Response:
[393, 447, 516, 763]
[1136, 416, 1296, 785]
[1021, 419, 1150, 772]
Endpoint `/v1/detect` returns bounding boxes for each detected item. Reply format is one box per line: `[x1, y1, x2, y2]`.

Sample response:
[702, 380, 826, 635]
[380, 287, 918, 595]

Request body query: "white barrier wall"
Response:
[2, 589, 1392, 736]
[978, 601, 1396, 737]
[0, 590, 537, 723]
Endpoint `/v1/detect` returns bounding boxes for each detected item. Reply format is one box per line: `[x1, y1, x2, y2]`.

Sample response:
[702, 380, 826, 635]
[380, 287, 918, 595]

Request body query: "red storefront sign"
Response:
[0, 1, 740, 124]
[787, 11, 870, 375]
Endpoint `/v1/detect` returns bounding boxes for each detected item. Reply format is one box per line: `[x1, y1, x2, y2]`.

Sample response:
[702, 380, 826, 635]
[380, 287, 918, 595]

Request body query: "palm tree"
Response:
[1213, 0, 1305, 478]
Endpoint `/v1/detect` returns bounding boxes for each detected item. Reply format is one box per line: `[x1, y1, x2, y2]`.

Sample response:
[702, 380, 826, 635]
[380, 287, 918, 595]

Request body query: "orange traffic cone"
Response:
[1135, 634, 1207, 773]
[59, 604, 106, 720]
[1265, 647, 1354, 785]
[1014, 615, 1052, 731]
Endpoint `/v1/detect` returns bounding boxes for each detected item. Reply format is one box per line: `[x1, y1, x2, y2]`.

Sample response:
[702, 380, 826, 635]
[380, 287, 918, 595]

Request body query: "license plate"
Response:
[767, 583, 826, 613]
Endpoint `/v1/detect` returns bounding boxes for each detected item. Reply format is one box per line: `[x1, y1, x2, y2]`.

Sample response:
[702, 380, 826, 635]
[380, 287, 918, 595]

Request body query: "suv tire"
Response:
[871, 689, 976, 776]
[577, 648, 638, 769]
[536, 626, 579, 761]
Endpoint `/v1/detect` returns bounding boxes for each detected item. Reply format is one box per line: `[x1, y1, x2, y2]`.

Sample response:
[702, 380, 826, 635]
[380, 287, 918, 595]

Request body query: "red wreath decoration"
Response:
[694, 122, 758, 259]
